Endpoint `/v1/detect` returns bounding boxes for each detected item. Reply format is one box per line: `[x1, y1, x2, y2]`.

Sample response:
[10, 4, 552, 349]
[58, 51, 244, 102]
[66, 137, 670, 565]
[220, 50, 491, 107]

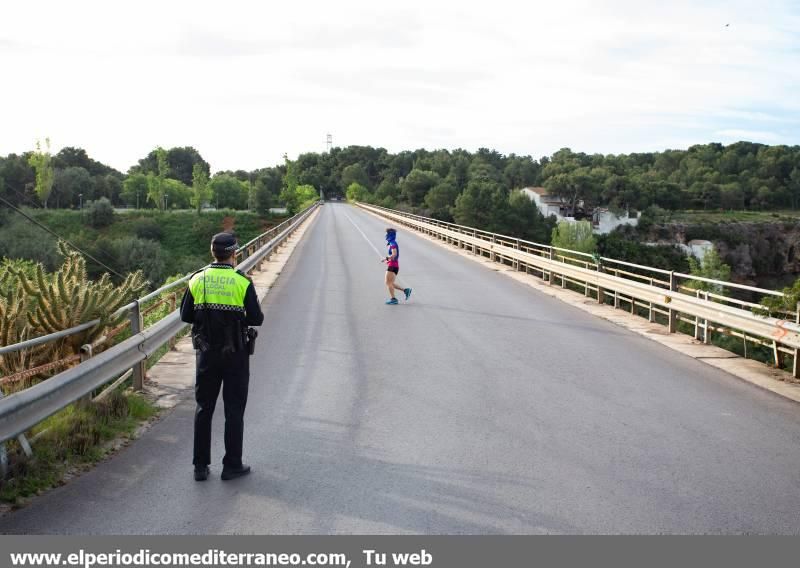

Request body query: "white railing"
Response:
[356, 202, 800, 378]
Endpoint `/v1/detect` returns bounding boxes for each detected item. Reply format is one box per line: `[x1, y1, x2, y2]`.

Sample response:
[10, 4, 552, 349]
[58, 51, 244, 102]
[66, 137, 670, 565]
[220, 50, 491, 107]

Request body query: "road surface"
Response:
[3, 203, 800, 534]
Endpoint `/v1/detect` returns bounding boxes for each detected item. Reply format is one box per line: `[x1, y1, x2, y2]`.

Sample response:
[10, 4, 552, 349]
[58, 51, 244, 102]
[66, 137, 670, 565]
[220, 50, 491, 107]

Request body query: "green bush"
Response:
[86, 197, 115, 228]
[133, 219, 164, 241]
[551, 220, 597, 254]
[0, 214, 61, 270]
[86, 236, 166, 286]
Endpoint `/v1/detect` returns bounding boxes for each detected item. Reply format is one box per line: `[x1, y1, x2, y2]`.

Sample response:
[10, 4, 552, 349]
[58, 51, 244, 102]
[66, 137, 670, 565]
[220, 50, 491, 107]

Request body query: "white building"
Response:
[522, 187, 639, 235]
[679, 239, 714, 261]
[591, 208, 640, 234]
[521, 187, 571, 221]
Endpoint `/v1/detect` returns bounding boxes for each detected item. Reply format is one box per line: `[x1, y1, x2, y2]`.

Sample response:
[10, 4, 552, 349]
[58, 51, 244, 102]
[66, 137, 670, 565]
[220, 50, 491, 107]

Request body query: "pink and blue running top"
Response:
[387, 240, 399, 268]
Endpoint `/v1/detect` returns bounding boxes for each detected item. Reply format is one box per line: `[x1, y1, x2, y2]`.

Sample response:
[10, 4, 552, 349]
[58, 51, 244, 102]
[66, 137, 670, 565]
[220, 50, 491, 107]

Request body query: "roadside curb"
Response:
[358, 205, 800, 405]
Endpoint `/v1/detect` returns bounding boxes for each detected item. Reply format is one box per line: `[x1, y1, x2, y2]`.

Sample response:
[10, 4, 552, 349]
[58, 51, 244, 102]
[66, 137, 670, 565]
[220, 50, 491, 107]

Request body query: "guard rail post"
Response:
[668, 272, 678, 333]
[693, 290, 702, 340]
[129, 301, 146, 391]
[79, 344, 93, 403]
[596, 257, 605, 303]
[0, 390, 28, 477]
[168, 294, 177, 351]
[490, 236, 496, 262]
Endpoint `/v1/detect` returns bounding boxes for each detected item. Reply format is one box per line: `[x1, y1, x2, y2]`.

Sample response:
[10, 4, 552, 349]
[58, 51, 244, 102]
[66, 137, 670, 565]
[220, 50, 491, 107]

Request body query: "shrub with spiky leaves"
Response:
[1, 243, 147, 383]
[0, 260, 49, 380]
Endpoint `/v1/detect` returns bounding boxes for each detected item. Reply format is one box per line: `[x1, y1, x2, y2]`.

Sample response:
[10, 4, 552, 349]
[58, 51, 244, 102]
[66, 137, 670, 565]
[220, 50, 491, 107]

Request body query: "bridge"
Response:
[2, 202, 800, 534]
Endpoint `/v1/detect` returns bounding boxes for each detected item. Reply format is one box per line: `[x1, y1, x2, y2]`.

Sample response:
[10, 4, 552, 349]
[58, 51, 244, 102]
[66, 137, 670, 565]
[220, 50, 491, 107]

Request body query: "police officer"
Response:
[179, 232, 264, 481]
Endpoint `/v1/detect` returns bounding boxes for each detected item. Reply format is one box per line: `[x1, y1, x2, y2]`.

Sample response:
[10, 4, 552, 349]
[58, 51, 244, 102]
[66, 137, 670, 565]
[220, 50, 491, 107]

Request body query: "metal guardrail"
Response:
[356, 202, 800, 377]
[0, 202, 320, 444]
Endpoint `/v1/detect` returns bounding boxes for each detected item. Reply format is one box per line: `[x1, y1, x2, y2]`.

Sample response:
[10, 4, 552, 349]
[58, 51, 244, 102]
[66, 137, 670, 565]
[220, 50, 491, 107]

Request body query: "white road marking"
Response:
[342, 210, 384, 259]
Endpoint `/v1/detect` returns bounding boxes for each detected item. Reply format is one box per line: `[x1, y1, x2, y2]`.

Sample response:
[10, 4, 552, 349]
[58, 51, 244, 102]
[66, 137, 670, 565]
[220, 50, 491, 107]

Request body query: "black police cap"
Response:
[211, 232, 238, 253]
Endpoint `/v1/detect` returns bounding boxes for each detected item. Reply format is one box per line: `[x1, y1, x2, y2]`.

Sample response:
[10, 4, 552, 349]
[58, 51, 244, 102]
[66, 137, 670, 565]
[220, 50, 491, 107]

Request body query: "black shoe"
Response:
[194, 466, 210, 481]
[221, 464, 251, 481]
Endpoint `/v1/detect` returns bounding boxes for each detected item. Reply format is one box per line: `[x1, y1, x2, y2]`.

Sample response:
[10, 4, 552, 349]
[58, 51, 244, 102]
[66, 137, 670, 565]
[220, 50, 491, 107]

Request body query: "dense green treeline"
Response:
[3, 141, 800, 268]
[4, 141, 800, 218]
[6, 142, 800, 217]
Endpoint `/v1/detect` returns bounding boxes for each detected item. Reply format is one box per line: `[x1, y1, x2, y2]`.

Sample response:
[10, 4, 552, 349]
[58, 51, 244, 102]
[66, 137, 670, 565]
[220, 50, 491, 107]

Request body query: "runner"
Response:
[382, 227, 411, 305]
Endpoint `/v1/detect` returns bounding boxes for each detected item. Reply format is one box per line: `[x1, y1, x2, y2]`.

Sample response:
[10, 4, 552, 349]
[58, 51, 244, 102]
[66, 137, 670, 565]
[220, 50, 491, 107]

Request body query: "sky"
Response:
[1, 0, 799, 174]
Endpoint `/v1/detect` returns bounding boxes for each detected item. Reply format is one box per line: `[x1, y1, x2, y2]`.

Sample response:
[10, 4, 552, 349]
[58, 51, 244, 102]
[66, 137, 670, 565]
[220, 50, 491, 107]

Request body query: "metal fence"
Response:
[356, 202, 800, 377]
[0, 202, 320, 446]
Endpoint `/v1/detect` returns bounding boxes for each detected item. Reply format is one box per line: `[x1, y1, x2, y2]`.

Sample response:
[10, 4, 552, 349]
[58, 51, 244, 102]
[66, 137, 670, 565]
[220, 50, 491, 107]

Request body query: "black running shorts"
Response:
[387, 266, 399, 275]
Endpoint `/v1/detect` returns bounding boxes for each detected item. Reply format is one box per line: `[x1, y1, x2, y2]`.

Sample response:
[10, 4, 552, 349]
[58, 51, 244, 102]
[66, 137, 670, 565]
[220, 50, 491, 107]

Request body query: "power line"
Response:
[0, 195, 126, 279]
[2, 184, 41, 210]
[0, 185, 129, 275]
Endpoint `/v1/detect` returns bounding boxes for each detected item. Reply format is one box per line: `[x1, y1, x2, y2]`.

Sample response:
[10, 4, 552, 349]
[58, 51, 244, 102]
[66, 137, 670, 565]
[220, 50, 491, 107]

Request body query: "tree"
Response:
[253, 168, 282, 214]
[401, 169, 439, 206]
[122, 173, 149, 208]
[279, 157, 301, 213]
[28, 139, 54, 208]
[0, 153, 36, 207]
[166, 147, 210, 186]
[53, 147, 120, 177]
[687, 248, 731, 294]
[191, 163, 210, 213]
[346, 182, 371, 202]
[506, 190, 554, 243]
[209, 173, 248, 209]
[452, 179, 504, 229]
[146, 147, 169, 210]
[341, 163, 370, 189]
[424, 179, 458, 219]
[94, 174, 123, 205]
[164, 178, 192, 209]
[372, 177, 399, 207]
[52, 166, 93, 208]
[551, 220, 597, 254]
[789, 167, 800, 210]
[296, 184, 319, 208]
[760, 276, 800, 316]
[131, 146, 209, 185]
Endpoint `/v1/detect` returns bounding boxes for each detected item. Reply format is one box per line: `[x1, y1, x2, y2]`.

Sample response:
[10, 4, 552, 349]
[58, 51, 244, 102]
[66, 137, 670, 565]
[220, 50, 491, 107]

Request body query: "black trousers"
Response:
[193, 349, 250, 468]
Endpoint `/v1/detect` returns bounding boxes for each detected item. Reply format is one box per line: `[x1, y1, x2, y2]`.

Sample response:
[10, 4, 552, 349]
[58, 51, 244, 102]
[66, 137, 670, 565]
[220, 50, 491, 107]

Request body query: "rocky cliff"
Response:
[643, 221, 800, 286]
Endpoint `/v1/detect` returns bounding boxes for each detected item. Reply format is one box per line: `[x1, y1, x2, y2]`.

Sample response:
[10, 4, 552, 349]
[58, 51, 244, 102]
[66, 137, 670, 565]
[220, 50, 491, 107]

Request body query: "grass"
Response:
[28, 208, 283, 260]
[653, 209, 800, 224]
[0, 390, 158, 505]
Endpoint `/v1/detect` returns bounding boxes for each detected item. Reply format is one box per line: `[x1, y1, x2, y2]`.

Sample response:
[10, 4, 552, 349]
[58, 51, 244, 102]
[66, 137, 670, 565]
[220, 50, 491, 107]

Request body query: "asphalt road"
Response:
[3, 203, 800, 534]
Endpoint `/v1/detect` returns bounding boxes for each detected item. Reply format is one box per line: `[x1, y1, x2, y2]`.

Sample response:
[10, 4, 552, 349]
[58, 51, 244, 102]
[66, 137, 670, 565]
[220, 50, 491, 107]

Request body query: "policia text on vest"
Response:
[180, 232, 264, 482]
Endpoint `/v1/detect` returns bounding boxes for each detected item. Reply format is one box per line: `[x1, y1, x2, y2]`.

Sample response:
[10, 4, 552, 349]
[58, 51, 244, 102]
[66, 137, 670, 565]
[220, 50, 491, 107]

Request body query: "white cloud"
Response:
[1, 0, 798, 172]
